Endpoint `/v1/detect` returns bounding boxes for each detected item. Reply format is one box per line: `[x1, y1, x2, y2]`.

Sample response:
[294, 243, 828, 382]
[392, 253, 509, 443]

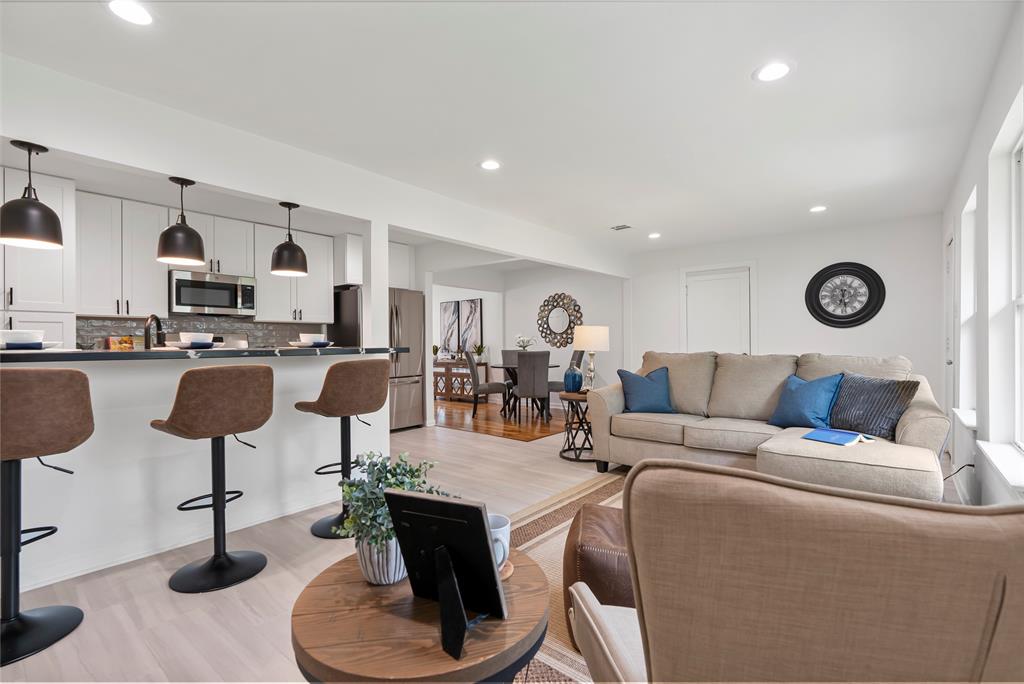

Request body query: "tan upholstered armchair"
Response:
[569, 460, 1024, 682]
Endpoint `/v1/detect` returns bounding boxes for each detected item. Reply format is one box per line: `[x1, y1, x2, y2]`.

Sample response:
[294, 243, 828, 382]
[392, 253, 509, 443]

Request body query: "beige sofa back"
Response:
[638, 351, 716, 416]
[624, 460, 1024, 682]
[707, 353, 796, 420]
[796, 352, 913, 380]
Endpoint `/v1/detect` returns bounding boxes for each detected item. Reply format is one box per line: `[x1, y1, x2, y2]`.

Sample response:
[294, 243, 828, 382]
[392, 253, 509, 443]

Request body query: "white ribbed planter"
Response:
[356, 538, 408, 585]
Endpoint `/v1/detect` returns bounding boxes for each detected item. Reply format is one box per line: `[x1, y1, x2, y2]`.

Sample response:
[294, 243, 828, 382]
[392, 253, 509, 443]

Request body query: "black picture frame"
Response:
[804, 262, 886, 328]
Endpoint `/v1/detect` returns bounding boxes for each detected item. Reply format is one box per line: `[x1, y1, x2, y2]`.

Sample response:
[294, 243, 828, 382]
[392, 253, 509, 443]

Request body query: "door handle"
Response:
[209, 259, 214, 272]
[116, 299, 120, 315]
[7, 316, 11, 330]
[292, 309, 296, 320]
[299, 309, 302, 320]
[126, 300, 130, 316]
[217, 259, 221, 273]
[8, 287, 12, 306]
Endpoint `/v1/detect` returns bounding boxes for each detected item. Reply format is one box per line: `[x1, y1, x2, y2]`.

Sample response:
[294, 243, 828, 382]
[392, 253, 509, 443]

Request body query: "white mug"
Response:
[488, 513, 511, 568]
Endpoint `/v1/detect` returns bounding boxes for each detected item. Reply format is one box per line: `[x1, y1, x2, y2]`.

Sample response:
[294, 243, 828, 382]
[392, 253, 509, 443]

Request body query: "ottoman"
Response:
[757, 427, 944, 502]
[562, 503, 634, 649]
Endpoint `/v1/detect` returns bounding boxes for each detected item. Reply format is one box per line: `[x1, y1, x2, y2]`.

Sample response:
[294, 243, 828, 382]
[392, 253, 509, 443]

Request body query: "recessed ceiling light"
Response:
[809, 205, 828, 213]
[648, 233, 661, 239]
[108, 0, 152, 25]
[753, 61, 791, 82]
[480, 159, 501, 171]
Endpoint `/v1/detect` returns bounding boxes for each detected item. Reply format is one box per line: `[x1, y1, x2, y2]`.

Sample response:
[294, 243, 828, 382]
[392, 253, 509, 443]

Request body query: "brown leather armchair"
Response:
[569, 460, 1024, 682]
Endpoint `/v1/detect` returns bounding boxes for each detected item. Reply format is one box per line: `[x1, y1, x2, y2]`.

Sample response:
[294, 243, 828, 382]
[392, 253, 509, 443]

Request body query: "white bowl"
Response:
[299, 333, 326, 343]
[0, 329, 44, 344]
[179, 332, 214, 344]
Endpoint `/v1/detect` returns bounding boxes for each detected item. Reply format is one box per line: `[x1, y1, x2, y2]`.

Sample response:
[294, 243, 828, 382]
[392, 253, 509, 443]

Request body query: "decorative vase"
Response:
[563, 365, 583, 393]
[356, 538, 408, 585]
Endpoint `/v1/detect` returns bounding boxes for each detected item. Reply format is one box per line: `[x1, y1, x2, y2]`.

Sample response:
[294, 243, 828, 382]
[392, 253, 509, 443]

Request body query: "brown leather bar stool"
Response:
[295, 359, 389, 539]
[1, 369, 94, 667]
[151, 365, 273, 593]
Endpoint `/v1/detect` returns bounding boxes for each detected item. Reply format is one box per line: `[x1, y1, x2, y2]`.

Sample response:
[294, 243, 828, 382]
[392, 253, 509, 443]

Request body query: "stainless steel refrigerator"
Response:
[389, 287, 425, 430]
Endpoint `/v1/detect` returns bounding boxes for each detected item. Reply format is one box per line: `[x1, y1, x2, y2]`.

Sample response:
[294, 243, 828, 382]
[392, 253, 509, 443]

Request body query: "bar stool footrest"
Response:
[20, 525, 58, 546]
[177, 490, 243, 512]
[313, 462, 344, 476]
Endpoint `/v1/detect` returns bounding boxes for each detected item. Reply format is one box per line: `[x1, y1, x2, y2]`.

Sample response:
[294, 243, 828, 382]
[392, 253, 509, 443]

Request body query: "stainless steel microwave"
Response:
[169, 270, 256, 316]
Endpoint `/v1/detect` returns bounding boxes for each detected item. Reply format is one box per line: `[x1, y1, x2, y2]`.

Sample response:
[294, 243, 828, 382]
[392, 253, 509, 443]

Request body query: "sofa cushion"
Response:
[756, 427, 943, 501]
[707, 354, 798, 421]
[638, 351, 717, 417]
[611, 412, 706, 445]
[830, 374, 920, 441]
[683, 417, 781, 455]
[796, 353, 912, 381]
[768, 373, 844, 429]
[618, 367, 674, 413]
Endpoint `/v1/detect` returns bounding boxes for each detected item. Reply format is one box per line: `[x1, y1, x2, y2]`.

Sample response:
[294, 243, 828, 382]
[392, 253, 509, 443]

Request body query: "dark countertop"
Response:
[0, 346, 410, 363]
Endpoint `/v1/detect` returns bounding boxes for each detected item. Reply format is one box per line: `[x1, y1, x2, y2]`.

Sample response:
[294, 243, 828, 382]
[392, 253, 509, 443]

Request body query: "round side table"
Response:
[558, 391, 595, 462]
[291, 549, 548, 682]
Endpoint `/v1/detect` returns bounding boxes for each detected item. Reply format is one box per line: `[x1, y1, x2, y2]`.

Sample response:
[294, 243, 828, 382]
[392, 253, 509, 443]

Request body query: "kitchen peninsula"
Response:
[5, 347, 407, 591]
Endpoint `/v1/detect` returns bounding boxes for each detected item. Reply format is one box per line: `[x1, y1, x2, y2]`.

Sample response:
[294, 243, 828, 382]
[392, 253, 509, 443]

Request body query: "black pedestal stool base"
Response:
[168, 550, 267, 594]
[310, 511, 351, 539]
[1, 605, 84, 666]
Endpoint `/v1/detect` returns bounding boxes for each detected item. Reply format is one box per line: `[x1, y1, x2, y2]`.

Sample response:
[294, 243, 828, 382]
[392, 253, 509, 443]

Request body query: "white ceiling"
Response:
[0, 1, 1013, 252]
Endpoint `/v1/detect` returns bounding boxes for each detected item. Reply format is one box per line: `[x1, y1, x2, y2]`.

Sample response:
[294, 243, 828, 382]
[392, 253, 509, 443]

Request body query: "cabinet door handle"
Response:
[8, 287, 12, 306]
[126, 300, 130, 316]
[209, 259, 214, 272]
[292, 309, 296, 320]
[7, 316, 12, 330]
[299, 309, 302, 320]
[216, 259, 221, 273]
[116, 299, 120, 315]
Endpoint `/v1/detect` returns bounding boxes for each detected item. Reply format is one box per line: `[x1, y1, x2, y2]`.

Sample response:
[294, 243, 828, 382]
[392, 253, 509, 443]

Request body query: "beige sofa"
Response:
[568, 460, 1024, 682]
[589, 352, 951, 501]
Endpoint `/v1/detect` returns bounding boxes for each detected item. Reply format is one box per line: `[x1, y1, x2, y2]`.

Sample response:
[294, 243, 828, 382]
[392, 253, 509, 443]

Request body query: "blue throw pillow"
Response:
[768, 373, 844, 429]
[617, 367, 674, 413]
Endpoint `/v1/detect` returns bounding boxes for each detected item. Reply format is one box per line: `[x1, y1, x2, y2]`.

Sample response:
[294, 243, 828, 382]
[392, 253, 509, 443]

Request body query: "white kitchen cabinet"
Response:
[294, 230, 334, 323]
[333, 233, 363, 285]
[6, 311, 77, 349]
[3, 168, 76, 313]
[254, 223, 294, 322]
[388, 242, 412, 289]
[213, 217, 254, 277]
[76, 192, 123, 316]
[122, 200, 168, 318]
[254, 224, 334, 323]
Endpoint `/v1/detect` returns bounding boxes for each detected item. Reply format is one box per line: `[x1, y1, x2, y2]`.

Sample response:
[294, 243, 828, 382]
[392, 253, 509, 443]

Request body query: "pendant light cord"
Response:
[24, 147, 37, 200]
[179, 183, 186, 221]
[286, 206, 293, 241]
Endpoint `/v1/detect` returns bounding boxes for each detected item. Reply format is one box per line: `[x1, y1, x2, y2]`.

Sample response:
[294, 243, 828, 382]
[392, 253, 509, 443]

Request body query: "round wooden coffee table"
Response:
[291, 548, 549, 682]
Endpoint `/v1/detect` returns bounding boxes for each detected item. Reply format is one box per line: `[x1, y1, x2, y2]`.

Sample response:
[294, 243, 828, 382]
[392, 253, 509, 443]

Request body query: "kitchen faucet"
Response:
[144, 314, 165, 350]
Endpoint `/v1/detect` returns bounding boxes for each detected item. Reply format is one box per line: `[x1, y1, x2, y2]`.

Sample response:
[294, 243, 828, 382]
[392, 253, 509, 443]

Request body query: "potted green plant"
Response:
[337, 452, 448, 585]
[432, 344, 439, 361]
[472, 343, 487, 363]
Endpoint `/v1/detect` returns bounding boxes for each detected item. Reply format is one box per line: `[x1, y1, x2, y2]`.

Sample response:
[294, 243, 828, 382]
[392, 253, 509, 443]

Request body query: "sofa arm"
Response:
[895, 375, 951, 456]
[589, 383, 626, 462]
[568, 583, 647, 684]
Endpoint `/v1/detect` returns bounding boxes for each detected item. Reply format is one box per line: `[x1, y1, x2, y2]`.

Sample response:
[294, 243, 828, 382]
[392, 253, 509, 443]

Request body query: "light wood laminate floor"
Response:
[7, 427, 595, 682]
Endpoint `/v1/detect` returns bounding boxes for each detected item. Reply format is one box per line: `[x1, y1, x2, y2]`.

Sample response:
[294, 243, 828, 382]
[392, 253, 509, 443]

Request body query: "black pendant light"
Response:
[0, 140, 63, 250]
[270, 201, 308, 277]
[157, 177, 206, 266]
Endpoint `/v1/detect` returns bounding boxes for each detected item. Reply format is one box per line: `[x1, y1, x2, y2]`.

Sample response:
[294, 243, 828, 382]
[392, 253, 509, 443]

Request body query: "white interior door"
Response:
[684, 267, 751, 353]
[944, 235, 957, 413]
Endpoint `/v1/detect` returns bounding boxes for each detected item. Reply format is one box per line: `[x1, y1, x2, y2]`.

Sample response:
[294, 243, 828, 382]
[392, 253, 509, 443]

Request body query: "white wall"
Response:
[503, 266, 625, 387]
[628, 214, 945, 392]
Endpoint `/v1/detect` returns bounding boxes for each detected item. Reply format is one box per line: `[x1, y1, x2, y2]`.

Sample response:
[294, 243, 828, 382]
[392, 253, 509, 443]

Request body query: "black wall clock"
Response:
[805, 262, 885, 328]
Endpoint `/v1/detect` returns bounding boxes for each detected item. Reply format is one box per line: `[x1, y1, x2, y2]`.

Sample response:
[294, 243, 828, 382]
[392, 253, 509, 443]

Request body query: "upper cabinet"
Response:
[2, 168, 76, 313]
[254, 224, 334, 323]
[333, 233, 363, 285]
[174, 214, 253, 277]
[213, 217, 254, 277]
[121, 200, 169, 318]
[76, 192, 123, 317]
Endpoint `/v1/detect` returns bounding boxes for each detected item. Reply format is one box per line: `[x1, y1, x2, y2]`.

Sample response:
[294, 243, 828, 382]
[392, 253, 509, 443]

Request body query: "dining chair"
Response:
[501, 349, 519, 415]
[463, 351, 507, 418]
[513, 351, 551, 422]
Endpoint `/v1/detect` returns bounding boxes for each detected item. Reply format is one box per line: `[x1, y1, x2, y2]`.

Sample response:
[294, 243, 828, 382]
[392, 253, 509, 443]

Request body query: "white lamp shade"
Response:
[573, 325, 609, 352]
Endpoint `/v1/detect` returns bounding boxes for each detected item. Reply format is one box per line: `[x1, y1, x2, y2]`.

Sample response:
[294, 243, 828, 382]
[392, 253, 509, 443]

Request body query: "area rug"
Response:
[510, 470, 628, 683]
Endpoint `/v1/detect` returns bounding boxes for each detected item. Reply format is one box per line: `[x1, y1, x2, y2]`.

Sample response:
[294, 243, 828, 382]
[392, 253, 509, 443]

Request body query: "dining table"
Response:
[490, 362, 560, 417]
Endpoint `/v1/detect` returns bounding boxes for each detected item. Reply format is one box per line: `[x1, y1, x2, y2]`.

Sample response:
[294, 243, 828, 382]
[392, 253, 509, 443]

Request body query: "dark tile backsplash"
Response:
[77, 314, 324, 349]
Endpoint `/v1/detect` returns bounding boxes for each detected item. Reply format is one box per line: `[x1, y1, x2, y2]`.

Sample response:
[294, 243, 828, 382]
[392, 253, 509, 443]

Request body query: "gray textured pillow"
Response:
[830, 374, 919, 441]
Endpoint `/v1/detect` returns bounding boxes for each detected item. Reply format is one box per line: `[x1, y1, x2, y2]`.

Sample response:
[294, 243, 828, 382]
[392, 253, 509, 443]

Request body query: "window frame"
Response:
[1012, 134, 1024, 452]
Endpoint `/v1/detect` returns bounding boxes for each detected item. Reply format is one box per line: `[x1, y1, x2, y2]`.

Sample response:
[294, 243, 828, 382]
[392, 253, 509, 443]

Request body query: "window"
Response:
[1013, 135, 1024, 450]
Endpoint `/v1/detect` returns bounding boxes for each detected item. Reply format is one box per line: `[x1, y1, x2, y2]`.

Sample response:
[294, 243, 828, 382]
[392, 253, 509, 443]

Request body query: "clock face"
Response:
[819, 275, 869, 317]
[805, 263, 885, 328]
